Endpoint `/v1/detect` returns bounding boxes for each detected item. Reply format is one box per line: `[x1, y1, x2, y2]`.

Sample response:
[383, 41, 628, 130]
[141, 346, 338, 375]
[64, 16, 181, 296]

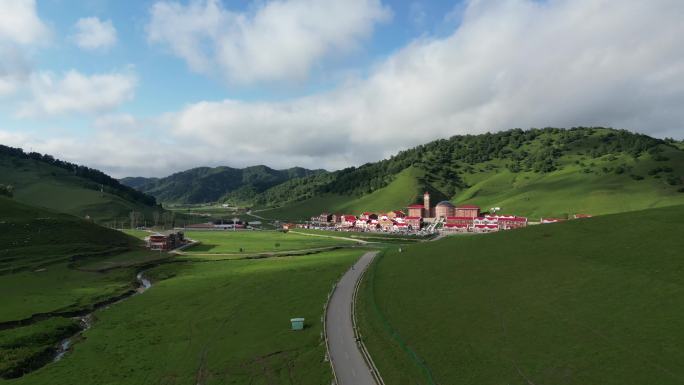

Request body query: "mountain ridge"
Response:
[120, 127, 684, 219]
[120, 165, 327, 204]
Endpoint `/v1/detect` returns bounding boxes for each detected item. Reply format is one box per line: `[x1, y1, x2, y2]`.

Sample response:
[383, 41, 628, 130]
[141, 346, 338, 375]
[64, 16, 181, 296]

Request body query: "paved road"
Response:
[326, 251, 378, 385]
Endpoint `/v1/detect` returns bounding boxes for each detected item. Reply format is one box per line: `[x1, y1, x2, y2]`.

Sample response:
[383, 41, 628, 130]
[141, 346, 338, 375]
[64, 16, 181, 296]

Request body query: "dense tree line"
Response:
[252, 127, 670, 207]
[0, 145, 157, 206]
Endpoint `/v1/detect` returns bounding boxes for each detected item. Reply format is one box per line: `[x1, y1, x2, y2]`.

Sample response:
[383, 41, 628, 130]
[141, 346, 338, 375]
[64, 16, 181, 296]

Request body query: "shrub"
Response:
[0, 184, 13, 198]
[666, 176, 682, 186]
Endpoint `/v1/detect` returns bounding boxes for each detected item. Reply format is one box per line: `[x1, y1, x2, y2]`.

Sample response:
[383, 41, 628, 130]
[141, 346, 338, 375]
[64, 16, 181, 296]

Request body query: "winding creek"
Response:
[51, 270, 153, 363]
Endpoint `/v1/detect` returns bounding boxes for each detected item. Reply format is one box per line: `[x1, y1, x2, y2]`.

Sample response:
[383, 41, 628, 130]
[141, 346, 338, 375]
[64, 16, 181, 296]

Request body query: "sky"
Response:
[0, 0, 683, 178]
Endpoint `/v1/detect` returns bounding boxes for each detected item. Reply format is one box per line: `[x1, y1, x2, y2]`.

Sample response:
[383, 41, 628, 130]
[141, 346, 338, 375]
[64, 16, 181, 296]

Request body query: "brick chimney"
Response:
[423, 191, 430, 216]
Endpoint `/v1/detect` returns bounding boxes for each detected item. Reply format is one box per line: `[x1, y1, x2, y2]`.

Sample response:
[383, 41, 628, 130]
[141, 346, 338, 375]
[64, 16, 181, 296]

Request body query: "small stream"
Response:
[52, 270, 152, 363]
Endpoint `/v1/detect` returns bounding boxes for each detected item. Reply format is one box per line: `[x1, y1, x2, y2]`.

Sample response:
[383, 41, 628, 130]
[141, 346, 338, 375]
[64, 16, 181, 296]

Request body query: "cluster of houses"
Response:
[146, 231, 185, 251]
[307, 192, 531, 234]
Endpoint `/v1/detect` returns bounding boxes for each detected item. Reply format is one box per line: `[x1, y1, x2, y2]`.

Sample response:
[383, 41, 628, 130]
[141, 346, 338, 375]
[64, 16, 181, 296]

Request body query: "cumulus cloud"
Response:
[0, 0, 48, 97]
[72, 17, 117, 51]
[18, 70, 137, 117]
[0, 45, 31, 96]
[159, 0, 684, 171]
[6, 0, 684, 178]
[0, 0, 49, 45]
[147, 0, 391, 83]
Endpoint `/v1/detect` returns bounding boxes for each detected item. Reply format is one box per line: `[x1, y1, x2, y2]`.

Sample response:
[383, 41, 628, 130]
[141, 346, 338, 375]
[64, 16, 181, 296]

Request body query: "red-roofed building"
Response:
[406, 204, 424, 218]
[446, 216, 474, 226]
[443, 223, 469, 232]
[497, 216, 528, 230]
[473, 224, 498, 233]
[147, 231, 185, 251]
[340, 215, 357, 228]
[541, 218, 564, 224]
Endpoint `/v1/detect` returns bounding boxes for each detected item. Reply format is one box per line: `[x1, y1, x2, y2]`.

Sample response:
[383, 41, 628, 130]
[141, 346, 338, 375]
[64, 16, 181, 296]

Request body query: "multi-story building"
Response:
[491, 215, 528, 230]
[407, 204, 424, 218]
[455, 205, 480, 218]
[147, 231, 185, 251]
[435, 201, 456, 218]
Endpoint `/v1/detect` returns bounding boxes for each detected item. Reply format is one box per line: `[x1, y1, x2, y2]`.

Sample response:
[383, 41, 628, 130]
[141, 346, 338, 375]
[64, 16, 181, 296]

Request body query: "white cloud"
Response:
[0, 0, 48, 97]
[159, 0, 684, 171]
[0, 0, 49, 45]
[18, 70, 137, 117]
[72, 17, 117, 51]
[6, 0, 684, 178]
[147, 0, 391, 83]
[0, 45, 30, 96]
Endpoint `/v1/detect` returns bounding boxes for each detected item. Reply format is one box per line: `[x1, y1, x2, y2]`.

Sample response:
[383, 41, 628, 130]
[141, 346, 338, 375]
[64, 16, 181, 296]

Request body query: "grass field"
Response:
[7, 249, 365, 384]
[358, 205, 684, 385]
[181, 230, 357, 254]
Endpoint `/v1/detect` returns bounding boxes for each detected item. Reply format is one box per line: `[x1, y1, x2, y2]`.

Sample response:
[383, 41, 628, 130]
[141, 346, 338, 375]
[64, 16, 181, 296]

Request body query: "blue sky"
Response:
[0, 0, 682, 177]
[2, 0, 464, 152]
[32, 0, 461, 112]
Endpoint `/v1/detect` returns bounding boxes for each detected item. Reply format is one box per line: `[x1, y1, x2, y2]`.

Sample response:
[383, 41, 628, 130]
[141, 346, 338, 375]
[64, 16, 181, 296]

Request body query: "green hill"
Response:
[0, 196, 135, 273]
[0, 197, 166, 378]
[358, 204, 684, 384]
[258, 167, 427, 220]
[0, 145, 160, 224]
[257, 127, 684, 219]
[121, 165, 326, 204]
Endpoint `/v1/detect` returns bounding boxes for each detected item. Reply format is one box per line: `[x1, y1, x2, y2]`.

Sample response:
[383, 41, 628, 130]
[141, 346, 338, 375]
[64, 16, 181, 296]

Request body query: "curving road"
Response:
[326, 251, 379, 385]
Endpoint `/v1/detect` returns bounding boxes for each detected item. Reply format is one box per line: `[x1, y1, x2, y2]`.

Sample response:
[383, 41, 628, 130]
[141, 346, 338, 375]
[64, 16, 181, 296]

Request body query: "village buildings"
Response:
[306, 191, 534, 235]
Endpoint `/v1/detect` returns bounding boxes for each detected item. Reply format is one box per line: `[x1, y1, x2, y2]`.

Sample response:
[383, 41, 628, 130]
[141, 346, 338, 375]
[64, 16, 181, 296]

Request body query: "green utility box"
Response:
[290, 318, 305, 331]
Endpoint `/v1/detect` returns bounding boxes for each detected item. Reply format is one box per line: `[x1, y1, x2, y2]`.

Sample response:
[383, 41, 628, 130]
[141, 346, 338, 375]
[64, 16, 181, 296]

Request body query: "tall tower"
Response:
[423, 191, 431, 217]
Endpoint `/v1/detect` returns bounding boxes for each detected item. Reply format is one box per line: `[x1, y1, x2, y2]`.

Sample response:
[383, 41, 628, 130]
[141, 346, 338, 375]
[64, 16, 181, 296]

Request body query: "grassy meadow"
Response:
[7, 249, 365, 384]
[1, 198, 366, 383]
[358, 205, 684, 385]
[181, 230, 357, 255]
